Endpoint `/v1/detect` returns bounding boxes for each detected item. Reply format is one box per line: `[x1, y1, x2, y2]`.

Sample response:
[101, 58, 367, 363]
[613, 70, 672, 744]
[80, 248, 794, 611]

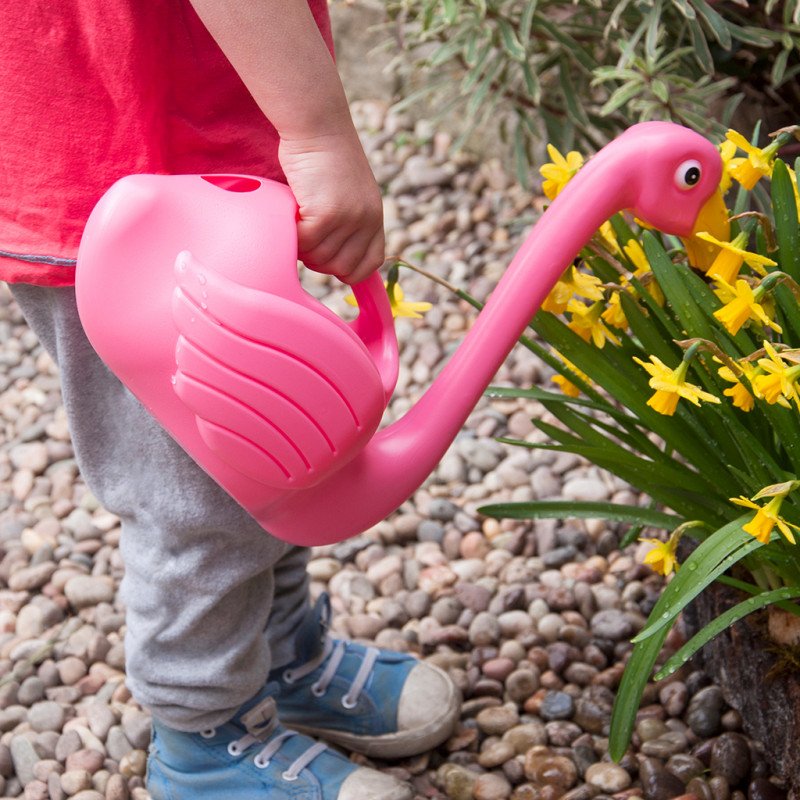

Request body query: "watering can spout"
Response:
[76, 122, 726, 546]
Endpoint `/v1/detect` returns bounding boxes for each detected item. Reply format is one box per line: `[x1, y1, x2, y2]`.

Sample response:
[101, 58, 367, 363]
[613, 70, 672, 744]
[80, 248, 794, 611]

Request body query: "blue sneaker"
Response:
[147, 685, 412, 800]
[270, 593, 460, 759]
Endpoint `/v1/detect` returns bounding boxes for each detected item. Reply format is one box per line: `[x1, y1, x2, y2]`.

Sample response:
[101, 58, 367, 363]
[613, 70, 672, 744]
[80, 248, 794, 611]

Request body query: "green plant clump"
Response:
[385, 0, 800, 183]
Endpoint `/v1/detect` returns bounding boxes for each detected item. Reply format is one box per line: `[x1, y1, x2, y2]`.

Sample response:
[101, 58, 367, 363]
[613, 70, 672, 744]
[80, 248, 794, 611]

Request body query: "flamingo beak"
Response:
[681, 187, 730, 271]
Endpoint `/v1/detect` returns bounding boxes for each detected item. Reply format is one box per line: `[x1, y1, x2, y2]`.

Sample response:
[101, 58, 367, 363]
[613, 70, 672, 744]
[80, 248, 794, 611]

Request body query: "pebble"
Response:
[710, 733, 751, 787]
[28, 701, 65, 733]
[64, 576, 115, 609]
[584, 762, 632, 793]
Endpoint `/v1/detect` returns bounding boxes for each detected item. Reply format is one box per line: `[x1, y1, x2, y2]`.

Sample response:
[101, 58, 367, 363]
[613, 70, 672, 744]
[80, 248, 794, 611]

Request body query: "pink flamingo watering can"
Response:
[76, 121, 728, 547]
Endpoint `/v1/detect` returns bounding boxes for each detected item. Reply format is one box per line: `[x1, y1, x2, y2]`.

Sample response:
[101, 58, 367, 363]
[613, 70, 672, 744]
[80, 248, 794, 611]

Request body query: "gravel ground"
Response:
[0, 101, 789, 800]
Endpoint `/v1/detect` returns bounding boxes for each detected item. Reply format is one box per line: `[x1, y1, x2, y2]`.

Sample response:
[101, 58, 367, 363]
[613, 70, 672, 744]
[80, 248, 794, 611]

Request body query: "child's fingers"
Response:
[302, 224, 384, 285]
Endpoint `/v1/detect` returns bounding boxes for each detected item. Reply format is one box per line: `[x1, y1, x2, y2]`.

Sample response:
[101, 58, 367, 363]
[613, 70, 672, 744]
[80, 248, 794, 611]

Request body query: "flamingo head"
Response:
[609, 122, 730, 267]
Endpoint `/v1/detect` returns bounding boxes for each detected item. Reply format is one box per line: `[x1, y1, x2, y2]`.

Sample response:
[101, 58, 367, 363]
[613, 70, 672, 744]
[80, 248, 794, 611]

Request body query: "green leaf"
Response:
[687, 18, 714, 73]
[644, 233, 716, 340]
[600, 81, 644, 117]
[477, 500, 683, 528]
[772, 159, 800, 281]
[442, 0, 458, 25]
[609, 518, 768, 760]
[609, 623, 671, 761]
[632, 517, 767, 642]
[497, 17, 526, 62]
[691, 0, 733, 48]
[651, 79, 670, 104]
[771, 47, 791, 86]
[654, 586, 800, 680]
[519, 0, 538, 47]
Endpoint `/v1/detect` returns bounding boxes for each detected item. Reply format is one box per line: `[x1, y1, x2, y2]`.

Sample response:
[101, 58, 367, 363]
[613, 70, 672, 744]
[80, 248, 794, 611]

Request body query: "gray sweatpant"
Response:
[11, 284, 311, 732]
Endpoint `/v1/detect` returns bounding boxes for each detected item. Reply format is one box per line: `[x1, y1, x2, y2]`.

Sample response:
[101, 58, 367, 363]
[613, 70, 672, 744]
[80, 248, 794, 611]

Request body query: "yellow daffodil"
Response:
[789, 167, 800, 222]
[623, 239, 665, 306]
[717, 361, 759, 412]
[540, 144, 583, 201]
[633, 354, 721, 416]
[695, 231, 777, 283]
[725, 129, 778, 190]
[754, 341, 800, 409]
[719, 139, 738, 195]
[542, 265, 603, 314]
[601, 291, 628, 330]
[551, 354, 591, 398]
[640, 536, 680, 576]
[596, 220, 621, 254]
[731, 488, 800, 544]
[713, 278, 782, 336]
[566, 299, 621, 348]
[345, 280, 432, 319]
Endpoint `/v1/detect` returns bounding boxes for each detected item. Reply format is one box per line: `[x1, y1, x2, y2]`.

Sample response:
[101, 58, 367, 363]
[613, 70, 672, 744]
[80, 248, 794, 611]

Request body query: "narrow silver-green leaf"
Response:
[654, 586, 800, 680]
[478, 500, 683, 529]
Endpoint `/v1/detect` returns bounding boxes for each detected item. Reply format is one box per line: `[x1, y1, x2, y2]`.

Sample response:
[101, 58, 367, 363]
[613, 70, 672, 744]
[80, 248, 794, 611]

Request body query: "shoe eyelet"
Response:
[282, 669, 295, 684]
[311, 683, 325, 698]
[341, 695, 357, 710]
[254, 755, 270, 769]
[282, 771, 299, 782]
[227, 742, 241, 757]
[199, 729, 215, 739]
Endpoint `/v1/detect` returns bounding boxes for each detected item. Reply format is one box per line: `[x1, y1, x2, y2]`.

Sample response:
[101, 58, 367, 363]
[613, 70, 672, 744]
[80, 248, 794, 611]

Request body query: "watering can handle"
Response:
[347, 271, 399, 402]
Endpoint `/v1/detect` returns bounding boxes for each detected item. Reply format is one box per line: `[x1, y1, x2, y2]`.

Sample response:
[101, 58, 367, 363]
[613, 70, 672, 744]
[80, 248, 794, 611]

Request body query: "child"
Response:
[0, 2, 459, 797]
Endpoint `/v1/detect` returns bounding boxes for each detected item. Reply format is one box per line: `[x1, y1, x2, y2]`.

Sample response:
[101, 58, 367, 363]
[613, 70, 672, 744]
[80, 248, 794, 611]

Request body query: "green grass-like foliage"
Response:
[460, 125, 800, 759]
[381, 0, 800, 184]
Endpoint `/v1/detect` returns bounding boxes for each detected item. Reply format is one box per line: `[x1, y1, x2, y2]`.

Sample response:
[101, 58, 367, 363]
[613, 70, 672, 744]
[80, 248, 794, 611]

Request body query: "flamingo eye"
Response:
[675, 159, 702, 190]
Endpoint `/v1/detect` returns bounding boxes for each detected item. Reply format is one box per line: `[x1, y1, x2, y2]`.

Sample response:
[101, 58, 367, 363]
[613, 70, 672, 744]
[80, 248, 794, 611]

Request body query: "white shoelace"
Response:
[201, 697, 329, 781]
[282, 636, 380, 708]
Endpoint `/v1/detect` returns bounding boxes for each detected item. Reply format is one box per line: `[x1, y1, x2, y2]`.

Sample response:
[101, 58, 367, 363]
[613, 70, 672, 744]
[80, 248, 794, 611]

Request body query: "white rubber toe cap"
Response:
[338, 767, 413, 800]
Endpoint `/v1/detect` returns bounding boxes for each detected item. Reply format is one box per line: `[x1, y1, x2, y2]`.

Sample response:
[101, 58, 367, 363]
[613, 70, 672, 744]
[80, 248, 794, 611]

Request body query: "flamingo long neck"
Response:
[383, 161, 631, 458]
[263, 155, 635, 545]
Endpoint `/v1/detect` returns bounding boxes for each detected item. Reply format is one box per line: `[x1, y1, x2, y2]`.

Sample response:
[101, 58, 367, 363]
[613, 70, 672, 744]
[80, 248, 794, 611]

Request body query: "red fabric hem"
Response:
[0, 254, 76, 287]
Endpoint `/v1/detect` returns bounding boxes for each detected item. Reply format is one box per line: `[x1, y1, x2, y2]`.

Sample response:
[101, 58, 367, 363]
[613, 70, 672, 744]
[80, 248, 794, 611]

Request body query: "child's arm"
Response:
[187, 0, 384, 285]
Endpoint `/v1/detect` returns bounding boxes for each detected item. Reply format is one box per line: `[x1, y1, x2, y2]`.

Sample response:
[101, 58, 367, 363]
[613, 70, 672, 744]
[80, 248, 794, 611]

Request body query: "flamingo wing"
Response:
[171, 251, 386, 489]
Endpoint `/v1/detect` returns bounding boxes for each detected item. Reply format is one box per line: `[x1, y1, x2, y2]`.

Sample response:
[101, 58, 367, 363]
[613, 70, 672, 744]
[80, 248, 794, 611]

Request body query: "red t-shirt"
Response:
[0, 1, 333, 286]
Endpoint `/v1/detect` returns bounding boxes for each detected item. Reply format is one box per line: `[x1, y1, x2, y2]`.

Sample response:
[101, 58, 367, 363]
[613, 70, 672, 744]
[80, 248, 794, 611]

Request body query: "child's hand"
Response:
[279, 128, 384, 286]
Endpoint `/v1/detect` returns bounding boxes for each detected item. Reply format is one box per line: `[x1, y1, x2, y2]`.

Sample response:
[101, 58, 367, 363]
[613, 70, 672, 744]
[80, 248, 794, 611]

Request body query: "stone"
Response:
[23, 778, 49, 799]
[86, 704, 116, 741]
[106, 727, 134, 761]
[60, 769, 92, 795]
[709, 733, 751, 787]
[10, 442, 49, 473]
[506, 668, 540, 704]
[28, 701, 65, 732]
[57, 656, 88, 685]
[523, 748, 577, 790]
[454, 583, 491, 612]
[502, 722, 547, 754]
[17, 676, 46, 706]
[473, 772, 512, 800]
[10, 735, 39, 785]
[8, 562, 56, 591]
[64, 576, 114, 609]
[439, 764, 476, 800]
[478, 740, 515, 768]
[65, 748, 105, 774]
[584, 762, 632, 793]
[119, 749, 147, 778]
[476, 704, 519, 735]
[686, 685, 725, 738]
[468, 612, 501, 646]
[590, 609, 633, 640]
[105, 773, 129, 800]
[639, 757, 687, 800]
[539, 691, 574, 721]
